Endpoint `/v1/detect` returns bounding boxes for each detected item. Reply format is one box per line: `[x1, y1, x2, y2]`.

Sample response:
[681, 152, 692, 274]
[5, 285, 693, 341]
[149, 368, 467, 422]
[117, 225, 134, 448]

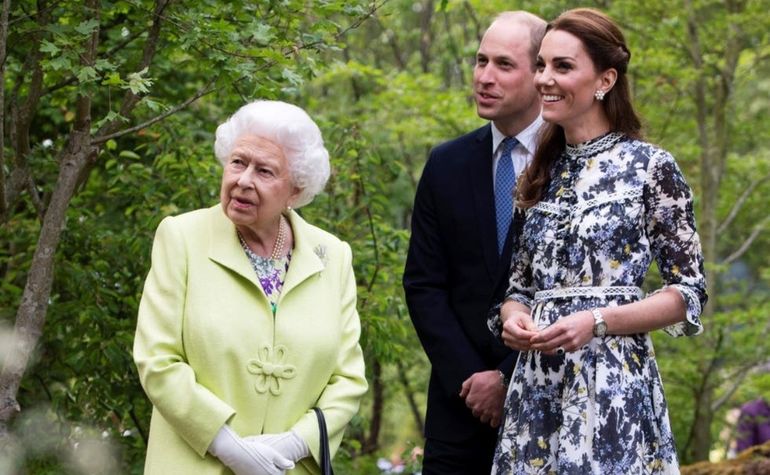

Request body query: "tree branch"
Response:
[683, 0, 709, 155]
[113, 0, 171, 126]
[417, 0, 434, 74]
[717, 174, 770, 234]
[356, 152, 381, 311]
[721, 215, 770, 266]
[91, 78, 217, 145]
[440, 5, 465, 86]
[43, 27, 146, 96]
[5, 1, 50, 216]
[96, 0, 387, 146]
[711, 362, 762, 412]
[461, 1, 482, 42]
[374, 16, 406, 70]
[0, 0, 10, 218]
[25, 174, 44, 223]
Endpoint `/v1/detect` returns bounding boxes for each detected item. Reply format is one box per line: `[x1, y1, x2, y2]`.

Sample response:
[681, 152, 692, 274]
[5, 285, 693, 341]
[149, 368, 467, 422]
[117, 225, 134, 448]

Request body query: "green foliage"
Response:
[3, 0, 770, 471]
[2, 0, 375, 471]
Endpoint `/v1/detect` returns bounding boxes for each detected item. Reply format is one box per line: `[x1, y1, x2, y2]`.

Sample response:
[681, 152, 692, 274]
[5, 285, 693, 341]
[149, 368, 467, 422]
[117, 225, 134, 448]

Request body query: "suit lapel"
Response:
[468, 125, 499, 281]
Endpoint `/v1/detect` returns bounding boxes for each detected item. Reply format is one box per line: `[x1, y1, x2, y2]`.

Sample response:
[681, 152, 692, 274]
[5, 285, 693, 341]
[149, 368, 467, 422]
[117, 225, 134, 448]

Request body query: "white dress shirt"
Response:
[490, 116, 544, 195]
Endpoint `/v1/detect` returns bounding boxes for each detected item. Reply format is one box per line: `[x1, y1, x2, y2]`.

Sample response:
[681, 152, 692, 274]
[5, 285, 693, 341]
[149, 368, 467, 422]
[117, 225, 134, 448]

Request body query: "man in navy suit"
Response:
[403, 11, 546, 474]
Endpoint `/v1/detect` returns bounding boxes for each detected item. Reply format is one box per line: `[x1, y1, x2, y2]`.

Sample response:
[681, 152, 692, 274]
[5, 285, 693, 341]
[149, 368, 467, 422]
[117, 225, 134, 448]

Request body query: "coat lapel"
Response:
[207, 205, 263, 290]
[207, 206, 326, 297]
[468, 125, 499, 280]
[281, 210, 326, 296]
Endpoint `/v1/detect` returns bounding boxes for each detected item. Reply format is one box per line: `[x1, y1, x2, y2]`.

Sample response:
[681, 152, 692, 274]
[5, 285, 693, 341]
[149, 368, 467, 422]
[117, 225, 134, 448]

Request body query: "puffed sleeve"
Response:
[487, 209, 535, 339]
[290, 242, 367, 462]
[644, 149, 707, 337]
[133, 217, 235, 456]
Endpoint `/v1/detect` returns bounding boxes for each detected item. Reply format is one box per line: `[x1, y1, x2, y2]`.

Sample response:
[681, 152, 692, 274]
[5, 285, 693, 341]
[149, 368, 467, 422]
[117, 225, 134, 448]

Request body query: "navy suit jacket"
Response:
[403, 124, 519, 441]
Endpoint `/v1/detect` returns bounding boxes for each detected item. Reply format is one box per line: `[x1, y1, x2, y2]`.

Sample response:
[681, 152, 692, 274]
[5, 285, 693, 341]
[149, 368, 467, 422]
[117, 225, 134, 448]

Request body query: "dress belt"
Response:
[534, 285, 644, 301]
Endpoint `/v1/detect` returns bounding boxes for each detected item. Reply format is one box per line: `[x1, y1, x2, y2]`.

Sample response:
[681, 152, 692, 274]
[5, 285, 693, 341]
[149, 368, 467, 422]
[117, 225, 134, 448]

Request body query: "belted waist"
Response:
[534, 285, 644, 302]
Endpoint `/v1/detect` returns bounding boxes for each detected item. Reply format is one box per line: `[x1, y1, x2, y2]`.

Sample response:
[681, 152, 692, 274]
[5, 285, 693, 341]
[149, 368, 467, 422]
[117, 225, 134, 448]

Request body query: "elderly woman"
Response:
[133, 100, 368, 474]
[488, 8, 707, 474]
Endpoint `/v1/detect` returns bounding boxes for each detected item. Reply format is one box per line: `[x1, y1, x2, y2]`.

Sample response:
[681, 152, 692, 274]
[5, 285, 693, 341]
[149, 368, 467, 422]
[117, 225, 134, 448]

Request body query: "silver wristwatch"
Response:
[591, 308, 607, 337]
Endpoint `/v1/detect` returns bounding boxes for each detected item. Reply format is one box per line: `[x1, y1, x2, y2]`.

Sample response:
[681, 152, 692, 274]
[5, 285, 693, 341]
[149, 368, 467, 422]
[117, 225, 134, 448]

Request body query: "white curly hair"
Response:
[214, 100, 331, 208]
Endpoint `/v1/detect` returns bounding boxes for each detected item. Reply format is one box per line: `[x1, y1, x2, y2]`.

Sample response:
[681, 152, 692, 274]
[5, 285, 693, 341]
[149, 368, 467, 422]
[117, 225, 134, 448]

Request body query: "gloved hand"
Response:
[245, 431, 310, 463]
[208, 425, 294, 475]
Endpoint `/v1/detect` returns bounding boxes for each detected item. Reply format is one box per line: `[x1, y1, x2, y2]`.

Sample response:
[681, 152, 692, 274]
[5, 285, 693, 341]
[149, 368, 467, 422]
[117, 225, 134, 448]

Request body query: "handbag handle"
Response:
[313, 407, 334, 475]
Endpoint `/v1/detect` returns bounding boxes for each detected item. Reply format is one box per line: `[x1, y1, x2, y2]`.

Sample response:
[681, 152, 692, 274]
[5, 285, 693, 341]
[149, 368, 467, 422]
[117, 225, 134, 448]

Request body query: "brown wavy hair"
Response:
[517, 8, 642, 209]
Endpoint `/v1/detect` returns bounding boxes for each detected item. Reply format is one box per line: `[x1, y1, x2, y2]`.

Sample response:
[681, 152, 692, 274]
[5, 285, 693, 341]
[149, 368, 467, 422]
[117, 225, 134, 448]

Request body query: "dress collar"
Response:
[565, 132, 624, 159]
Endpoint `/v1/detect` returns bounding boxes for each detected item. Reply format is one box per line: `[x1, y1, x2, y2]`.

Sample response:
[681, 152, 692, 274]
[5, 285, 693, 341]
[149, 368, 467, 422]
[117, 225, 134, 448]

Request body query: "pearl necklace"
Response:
[270, 215, 286, 261]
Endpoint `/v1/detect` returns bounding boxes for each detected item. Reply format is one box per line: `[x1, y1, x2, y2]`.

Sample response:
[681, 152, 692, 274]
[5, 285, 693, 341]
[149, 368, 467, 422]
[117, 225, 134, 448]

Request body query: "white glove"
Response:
[208, 425, 294, 475]
[244, 431, 310, 463]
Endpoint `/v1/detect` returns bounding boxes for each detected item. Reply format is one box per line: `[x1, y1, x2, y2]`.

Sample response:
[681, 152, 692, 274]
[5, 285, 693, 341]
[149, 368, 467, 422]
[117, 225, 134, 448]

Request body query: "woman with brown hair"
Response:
[488, 8, 707, 474]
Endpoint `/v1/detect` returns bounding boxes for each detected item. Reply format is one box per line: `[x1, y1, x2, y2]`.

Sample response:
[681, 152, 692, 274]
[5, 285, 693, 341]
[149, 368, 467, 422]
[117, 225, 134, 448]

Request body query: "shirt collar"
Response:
[490, 115, 544, 156]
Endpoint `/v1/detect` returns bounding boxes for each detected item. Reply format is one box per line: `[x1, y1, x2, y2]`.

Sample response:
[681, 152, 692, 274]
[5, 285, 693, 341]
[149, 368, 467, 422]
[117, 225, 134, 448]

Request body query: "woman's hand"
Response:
[244, 431, 309, 463]
[500, 301, 538, 351]
[529, 310, 594, 355]
[209, 425, 294, 475]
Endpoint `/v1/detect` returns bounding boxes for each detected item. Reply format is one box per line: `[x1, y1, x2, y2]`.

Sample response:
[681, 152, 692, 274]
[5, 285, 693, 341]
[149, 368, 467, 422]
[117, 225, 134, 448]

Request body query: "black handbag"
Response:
[312, 407, 334, 475]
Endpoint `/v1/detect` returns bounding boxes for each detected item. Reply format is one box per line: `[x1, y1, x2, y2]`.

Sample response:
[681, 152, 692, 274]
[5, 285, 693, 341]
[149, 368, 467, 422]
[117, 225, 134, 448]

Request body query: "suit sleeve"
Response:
[133, 217, 235, 457]
[290, 242, 368, 463]
[403, 153, 488, 398]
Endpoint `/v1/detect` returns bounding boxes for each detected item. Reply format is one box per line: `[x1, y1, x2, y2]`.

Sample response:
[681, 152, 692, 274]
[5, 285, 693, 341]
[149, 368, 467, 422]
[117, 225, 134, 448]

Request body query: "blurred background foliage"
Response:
[1, 0, 769, 473]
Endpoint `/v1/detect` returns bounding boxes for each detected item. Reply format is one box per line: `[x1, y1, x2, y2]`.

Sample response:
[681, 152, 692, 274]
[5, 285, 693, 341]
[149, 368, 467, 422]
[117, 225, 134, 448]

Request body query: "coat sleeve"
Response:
[133, 216, 235, 457]
[403, 153, 489, 397]
[290, 242, 368, 463]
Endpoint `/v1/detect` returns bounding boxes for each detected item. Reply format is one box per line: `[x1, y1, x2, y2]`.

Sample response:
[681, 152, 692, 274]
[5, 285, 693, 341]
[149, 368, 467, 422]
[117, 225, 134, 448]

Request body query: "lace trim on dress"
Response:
[575, 188, 644, 215]
[531, 188, 644, 218]
[565, 132, 624, 159]
[534, 285, 644, 302]
[531, 201, 565, 216]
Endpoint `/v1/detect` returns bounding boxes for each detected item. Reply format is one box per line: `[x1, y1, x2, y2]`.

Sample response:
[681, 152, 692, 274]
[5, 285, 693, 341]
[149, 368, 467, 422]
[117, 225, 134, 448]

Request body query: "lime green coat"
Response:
[133, 205, 368, 474]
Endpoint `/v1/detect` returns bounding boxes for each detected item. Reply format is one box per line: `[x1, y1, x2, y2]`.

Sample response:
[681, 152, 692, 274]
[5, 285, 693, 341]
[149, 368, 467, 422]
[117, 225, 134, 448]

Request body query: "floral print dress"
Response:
[488, 133, 707, 474]
[238, 233, 291, 315]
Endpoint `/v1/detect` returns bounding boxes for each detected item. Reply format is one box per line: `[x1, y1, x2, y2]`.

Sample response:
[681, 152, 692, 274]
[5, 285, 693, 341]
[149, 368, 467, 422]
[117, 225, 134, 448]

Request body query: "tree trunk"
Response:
[0, 0, 9, 218]
[0, 133, 95, 437]
[687, 385, 715, 463]
[417, 0, 433, 74]
[362, 359, 383, 455]
[396, 361, 424, 436]
[0, 0, 100, 444]
[682, 0, 744, 461]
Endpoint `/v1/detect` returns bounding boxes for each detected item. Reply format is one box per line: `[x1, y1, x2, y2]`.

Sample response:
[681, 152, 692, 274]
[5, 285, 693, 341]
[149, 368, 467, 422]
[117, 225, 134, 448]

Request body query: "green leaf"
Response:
[141, 97, 165, 112]
[95, 59, 116, 72]
[76, 66, 97, 83]
[123, 67, 154, 95]
[75, 19, 100, 36]
[93, 110, 129, 131]
[250, 23, 274, 45]
[102, 72, 122, 86]
[40, 40, 60, 56]
[119, 150, 141, 160]
[281, 68, 303, 86]
[47, 56, 72, 71]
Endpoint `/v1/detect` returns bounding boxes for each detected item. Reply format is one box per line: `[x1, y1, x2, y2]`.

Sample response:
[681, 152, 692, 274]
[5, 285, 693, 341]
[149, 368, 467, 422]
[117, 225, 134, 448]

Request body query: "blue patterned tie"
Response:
[495, 137, 518, 255]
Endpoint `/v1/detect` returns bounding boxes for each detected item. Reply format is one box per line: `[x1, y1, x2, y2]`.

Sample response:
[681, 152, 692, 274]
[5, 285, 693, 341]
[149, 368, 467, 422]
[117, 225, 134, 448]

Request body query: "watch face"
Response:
[595, 321, 608, 337]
